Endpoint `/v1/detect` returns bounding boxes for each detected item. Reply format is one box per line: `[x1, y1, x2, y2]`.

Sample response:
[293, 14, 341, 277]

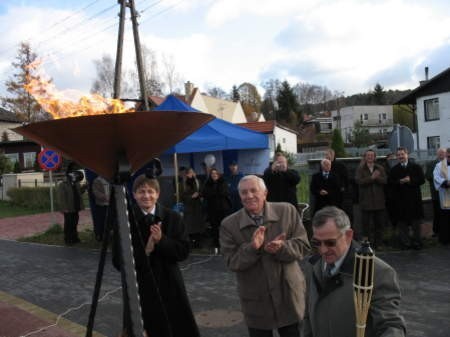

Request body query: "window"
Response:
[4, 153, 19, 163]
[424, 98, 439, 121]
[23, 152, 36, 168]
[282, 138, 286, 144]
[427, 136, 440, 150]
[382, 113, 387, 119]
[364, 114, 368, 120]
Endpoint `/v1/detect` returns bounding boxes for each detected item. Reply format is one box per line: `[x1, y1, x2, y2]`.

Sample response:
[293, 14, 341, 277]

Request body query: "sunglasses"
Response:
[311, 232, 344, 248]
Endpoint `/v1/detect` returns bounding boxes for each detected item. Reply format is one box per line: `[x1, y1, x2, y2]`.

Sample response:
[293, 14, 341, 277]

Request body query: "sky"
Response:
[0, 0, 449, 100]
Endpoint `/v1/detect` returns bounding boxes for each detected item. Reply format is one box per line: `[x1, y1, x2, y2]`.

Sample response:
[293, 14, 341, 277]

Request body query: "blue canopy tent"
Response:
[154, 94, 268, 201]
[155, 95, 268, 153]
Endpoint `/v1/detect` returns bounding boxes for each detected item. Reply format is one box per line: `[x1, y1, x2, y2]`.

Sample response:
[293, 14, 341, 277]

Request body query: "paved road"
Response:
[0, 239, 449, 337]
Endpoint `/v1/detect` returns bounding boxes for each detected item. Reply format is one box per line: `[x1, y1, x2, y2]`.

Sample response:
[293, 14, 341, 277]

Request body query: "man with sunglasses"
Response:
[303, 206, 406, 337]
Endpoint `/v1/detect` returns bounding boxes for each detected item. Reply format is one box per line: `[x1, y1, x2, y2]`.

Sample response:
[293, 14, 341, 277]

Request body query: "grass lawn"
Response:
[0, 200, 49, 219]
[18, 223, 103, 250]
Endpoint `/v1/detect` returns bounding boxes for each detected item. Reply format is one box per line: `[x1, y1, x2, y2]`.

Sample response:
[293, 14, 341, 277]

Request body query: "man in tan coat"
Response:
[220, 175, 310, 337]
[355, 149, 387, 248]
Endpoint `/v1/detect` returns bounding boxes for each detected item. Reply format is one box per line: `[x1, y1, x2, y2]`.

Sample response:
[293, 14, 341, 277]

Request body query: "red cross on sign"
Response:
[38, 149, 62, 171]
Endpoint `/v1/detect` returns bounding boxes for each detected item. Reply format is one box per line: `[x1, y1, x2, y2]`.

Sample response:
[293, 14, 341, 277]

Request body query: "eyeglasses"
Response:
[311, 233, 344, 248]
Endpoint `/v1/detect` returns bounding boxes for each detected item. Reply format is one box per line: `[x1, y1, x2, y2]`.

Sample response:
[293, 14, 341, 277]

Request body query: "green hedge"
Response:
[7, 187, 53, 210]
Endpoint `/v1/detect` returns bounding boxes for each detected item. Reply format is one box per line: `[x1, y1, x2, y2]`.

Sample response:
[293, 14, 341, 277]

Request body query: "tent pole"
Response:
[174, 153, 179, 204]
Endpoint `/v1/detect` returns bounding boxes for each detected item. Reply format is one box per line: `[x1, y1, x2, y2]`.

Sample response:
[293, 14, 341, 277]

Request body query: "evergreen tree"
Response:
[13, 160, 21, 173]
[1, 42, 47, 122]
[331, 129, 346, 157]
[0, 154, 13, 174]
[231, 85, 240, 102]
[351, 121, 372, 147]
[276, 80, 300, 124]
[371, 83, 385, 105]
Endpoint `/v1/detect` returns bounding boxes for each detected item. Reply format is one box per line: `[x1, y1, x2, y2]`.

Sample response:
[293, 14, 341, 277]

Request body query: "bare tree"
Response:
[162, 54, 183, 94]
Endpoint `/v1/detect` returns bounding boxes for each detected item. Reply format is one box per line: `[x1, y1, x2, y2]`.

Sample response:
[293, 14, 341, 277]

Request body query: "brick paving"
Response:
[0, 210, 96, 337]
[0, 210, 92, 240]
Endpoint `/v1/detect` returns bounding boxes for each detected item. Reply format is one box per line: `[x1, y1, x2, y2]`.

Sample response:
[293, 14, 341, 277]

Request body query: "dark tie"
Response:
[252, 215, 263, 226]
[144, 213, 154, 225]
[325, 263, 335, 278]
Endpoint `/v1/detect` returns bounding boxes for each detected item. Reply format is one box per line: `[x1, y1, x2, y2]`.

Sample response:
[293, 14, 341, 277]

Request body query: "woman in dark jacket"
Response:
[182, 168, 207, 245]
[113, 175, 199, 337]
[201, 168, 231, 248]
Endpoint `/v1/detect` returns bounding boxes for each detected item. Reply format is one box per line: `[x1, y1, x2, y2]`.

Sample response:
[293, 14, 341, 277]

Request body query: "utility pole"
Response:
[113, 0, 149, 110]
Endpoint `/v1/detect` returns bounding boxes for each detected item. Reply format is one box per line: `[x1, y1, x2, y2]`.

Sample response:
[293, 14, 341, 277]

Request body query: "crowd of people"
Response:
[56, 147, 449, 337]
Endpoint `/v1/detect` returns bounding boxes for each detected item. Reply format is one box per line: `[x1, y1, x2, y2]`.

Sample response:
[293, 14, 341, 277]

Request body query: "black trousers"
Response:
[248, 322, 300, 337]
[361, 209, 385, 247]
[432, 198, 441, 234]
[64, 211, 80, 244]
[397, 219, 422, 247]
[438, 209, 450, 245]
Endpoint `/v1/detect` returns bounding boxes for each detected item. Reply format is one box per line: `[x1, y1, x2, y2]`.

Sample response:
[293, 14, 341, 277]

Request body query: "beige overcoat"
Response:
[220, 202, 310, 330]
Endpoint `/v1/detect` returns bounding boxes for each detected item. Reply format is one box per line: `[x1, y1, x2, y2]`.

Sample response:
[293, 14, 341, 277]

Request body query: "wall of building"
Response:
[416, 91, 450, 150]
[332, 105, 393, 142]
[0, 122, 22, 141]
[273, 126, 297, 155]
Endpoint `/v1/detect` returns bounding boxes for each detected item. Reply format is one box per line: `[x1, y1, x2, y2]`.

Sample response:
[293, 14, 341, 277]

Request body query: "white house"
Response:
[238, 121, 298, 158]
[184, 82, 248, 123]
[0, 108, 22, 142]
[396, 67, 450, 150]
[331, 105, 393, 143]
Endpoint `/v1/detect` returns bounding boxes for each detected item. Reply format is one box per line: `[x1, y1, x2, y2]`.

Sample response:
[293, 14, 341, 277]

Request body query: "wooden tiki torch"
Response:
[353, 241, 375, 337]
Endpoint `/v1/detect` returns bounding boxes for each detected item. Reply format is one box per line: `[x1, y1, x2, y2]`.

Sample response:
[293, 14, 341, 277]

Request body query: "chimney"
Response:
[419, 66, 429, 86]
[185, 81, 194, 101]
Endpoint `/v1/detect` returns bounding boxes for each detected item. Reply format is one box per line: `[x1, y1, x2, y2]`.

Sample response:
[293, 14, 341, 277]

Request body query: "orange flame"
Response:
[24, 59, 134, 119]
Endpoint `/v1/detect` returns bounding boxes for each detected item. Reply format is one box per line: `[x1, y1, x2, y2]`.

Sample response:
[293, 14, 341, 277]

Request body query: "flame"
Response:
[24, 59, 134, 119]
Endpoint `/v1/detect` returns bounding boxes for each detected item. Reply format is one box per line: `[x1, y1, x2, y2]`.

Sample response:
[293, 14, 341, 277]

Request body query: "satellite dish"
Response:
[388, 124, 414, 153]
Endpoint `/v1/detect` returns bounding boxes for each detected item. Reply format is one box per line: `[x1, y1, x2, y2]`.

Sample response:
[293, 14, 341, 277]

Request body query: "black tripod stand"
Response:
[85, 158, 144, 337]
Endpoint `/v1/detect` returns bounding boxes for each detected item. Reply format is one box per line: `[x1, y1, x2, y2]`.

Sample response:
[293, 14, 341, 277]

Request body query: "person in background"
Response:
[303, 206, 406, 337]
[113, 175, 199, 337]
[310, 159, 340, 214]
[220, 175, 310, 337]
[263, 152, 300, 208]
[181, 167, 206, 247]
[202, 168, 231, 249]
[325, 149, 348, 209]
[433, 147, 450, 245]
[355, 149, 387, 248]
[57, 166, 86, 245]
[91, 175, 111, 242]
[383, 152, 398, 228]
[225, 161, 244, 213]
[426, 148, 446, 237]
[388, 147, 425, 250]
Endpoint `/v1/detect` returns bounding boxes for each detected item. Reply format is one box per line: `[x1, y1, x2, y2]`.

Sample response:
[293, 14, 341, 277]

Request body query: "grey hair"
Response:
[238, 175, 267, 192]
[312, 206, 351, 233]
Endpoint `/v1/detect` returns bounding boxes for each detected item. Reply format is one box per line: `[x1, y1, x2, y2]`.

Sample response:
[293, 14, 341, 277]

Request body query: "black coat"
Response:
[310, 172, 340, 213]
[201, 177, 231, 219]
[113, 204, 199, 337]
[388, 162, 425, 221]
[263, 167, 300, 207]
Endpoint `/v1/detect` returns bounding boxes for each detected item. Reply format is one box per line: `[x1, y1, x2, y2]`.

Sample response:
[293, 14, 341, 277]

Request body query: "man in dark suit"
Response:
[310, 159, 340, 214]
[388, 147, 425, 250]
[263, 152, 301, 208]
[325, 149, 348, 208]
[303, 206, 406, 337]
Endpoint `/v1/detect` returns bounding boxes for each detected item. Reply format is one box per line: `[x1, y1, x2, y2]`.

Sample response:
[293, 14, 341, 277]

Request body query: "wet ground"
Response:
[0, 238, 449, 337]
